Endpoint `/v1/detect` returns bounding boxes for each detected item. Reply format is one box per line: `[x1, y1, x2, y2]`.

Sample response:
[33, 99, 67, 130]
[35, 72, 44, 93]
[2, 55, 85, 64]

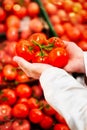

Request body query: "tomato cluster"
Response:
[16, 33, 69, 68]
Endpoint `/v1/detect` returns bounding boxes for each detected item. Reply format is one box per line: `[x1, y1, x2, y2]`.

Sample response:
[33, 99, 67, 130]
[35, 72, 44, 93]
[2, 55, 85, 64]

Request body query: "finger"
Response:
[13, 56, 32, 76]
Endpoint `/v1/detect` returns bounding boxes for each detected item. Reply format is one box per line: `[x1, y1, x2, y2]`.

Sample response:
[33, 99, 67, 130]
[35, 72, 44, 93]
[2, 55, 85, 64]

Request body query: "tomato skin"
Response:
[53, 124, 70, 130]
[16, 39, 34, 61]
[32, 51, 49, 63]
[12, 103, 29, 118]
[0, 7, 6, 22]
[27, 2, 40, 17]
[55, 112, 66, 124]
[48, 47, 69, 68]
[0, 121, 12, 130]
[48, 37, 65, 48]
[77, 40, 87, 51]
[28, 97, 39, 109]
[29, 108, 44, 123]
[0, 88, 17, 105]
[15, 84, 32, 98]
[12, 119, 31, 130]
[2, 64, 17, 80]
[0, 104, 12, 122]
[40, 115, 53, 129]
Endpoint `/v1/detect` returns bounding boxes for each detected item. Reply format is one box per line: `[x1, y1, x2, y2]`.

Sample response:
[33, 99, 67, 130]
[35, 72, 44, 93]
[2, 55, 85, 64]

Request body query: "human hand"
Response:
[13, 56, 52, 79]
[63, 41, 85, 74]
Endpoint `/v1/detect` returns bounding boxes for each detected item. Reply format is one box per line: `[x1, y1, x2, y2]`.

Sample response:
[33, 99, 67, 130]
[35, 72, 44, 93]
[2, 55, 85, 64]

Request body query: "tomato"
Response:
[0, 121, 12, 130]
[6, 15, 20, 29]
[48, 47, 69, 68]
[15, 83, 32, 98]
[55, 111, 66, 124]
[50, 14, 60, 25]
[6, 27, 19, 41]
[2, 64, 17, 80]
[63, 0, 74, 12]
[12, 119, 31, 130]
[40, 115, 53, 129]
[17, 98, 29, 107]
[77, 40, 87, 51]
[28, 97, 39, 109]
[15, 70, 29, 83]
[29, 18, 44, 33]
[16, 39, 34, 61]
[53, 124, 70, 130]
[0, 23, 6, 33]
[0, 7, 6, 22]
[0, 88, 17, 105]
[45, 3, 57, 15]
[31, 85, 43, 99]
[48, 37, 65, 48]
[0, 104, 12, 122]
[3, 0, 14, 12]
[12, 103, 29, 118]
[32, 50, 49, 63]
[13, 4, 27, 19]
[27, 2, 40, 17]
[29, 108, 44, 123]
[54, 24, 65, 36]
[43, 102, 56, 116]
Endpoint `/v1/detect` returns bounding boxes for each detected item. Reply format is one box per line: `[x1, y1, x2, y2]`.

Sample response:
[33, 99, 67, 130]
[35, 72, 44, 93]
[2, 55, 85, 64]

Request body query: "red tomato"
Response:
[12, 103, 29, 118]
[0, 23, 6, 33]
[48, 37, 65, 48]
[15, 70, 29, 83]
[32, 50, 49, 63]
[0, 121, 12, 130]
[29, 108, 44, 123]
[63, 0, 74, 12]
[0, 104, 12, 122]
[43, 102, 56, 116]
[12, 119, 31, 130]
[2, 64, 17, 80]
[45, 3, 57, 15]
[55, 112, 66, 124]
[53, 124, 70, 130]
[77, 40, 87, 51]
[31, 85, 43, 99]
[3, 0, 14, 12]
[16, 39, 34, 61]
[48, 47, 69, 68]
[28, 97, 39, 109]
[27, 2, 40, 17]
[50, 14, 61, 25]
[17, 98, 29, 107]
[0, 7, 6, 22]
[0, 88, 17, 105]
[6, 15, 20, 29]
[54, 24, 65, 36]
[15, 83, 32, 98]
[40, 115, 53, 129]
[13, 4, 27, 19]
[6, 27, 19, 41]
[29, 18, 44, 33]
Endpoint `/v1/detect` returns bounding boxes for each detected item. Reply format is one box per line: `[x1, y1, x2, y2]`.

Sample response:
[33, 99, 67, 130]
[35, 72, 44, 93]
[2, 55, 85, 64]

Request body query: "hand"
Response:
[13, 56, 52, 79]
[63, 41, 85, 74]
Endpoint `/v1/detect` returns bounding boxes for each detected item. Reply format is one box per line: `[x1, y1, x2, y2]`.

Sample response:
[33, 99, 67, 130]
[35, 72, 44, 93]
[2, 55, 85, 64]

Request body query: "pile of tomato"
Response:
[0, 0, 87, 129]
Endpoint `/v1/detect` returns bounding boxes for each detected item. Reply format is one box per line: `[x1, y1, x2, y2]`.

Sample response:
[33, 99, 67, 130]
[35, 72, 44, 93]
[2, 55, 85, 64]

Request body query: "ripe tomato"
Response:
[3, 0, 14, 12]
[40, 115, 53, 129]
[55, 111, 66, 124]
[31, 85, 43, 99]
[48, 37, 65, 48]
[27, 2, 40, 17]
[28, 97, 39, 109]
[2, 64, 17, 80]
[17, 98, 29, 107]
[6, 15, 20, 29]
[15, 70, 29, 83]
[0, 7, 6, 22]
[53, 124, 70, 130]
[0, 23, 6, 33]
[43, 102, 56, 116]
[0, 121, 12, 130]
[0, 88, 17, 105]
[29, 108, 44, 123]
[12, 103, 29, 118]
[29, 18, 44, 33]
[48, 47, 69, 68]
[32, 50, 49, 63]
[12, 119, 31, 130]
[77, 40, 87, 51]
[45, 3, 57, 15]
[16, 39, 34, 61]
[0, 104, 12, 122]
[54, 24, 65, 36]
[15, 83, 32, 98]
[13, 4, 27, 19]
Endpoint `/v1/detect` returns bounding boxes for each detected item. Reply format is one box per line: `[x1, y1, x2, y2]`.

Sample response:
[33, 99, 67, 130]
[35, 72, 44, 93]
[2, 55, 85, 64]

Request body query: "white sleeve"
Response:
[40, 67, 87, 130]
[83, 52, 87, 76]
